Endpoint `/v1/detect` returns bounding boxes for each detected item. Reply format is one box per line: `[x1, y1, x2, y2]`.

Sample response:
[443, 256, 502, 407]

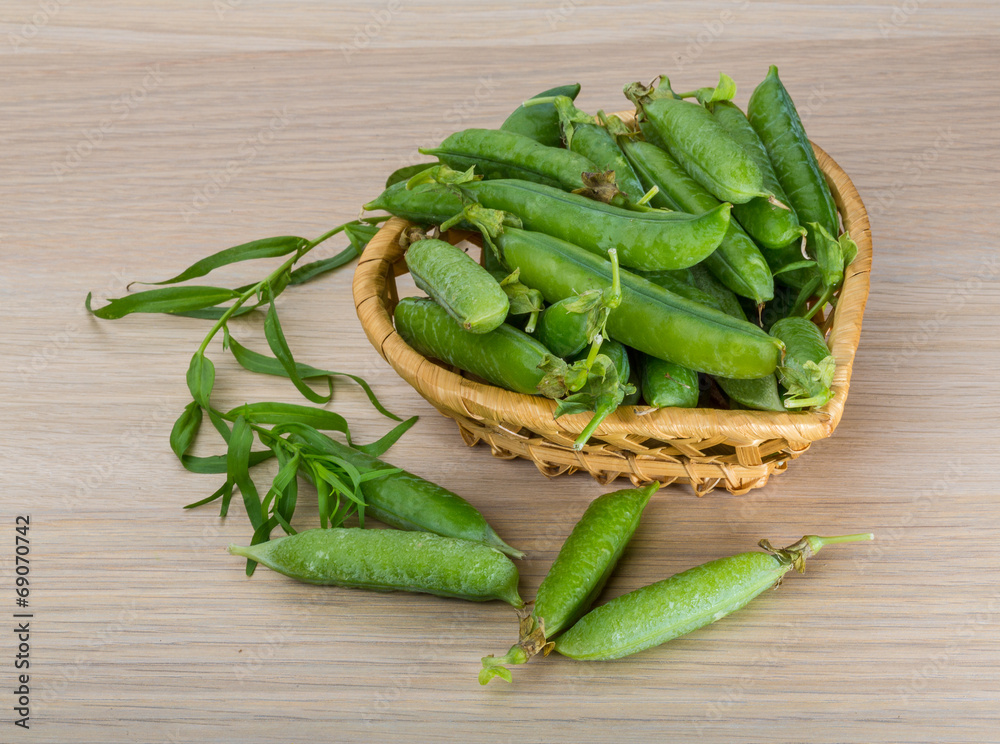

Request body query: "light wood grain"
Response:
[2, 3, 999, 743]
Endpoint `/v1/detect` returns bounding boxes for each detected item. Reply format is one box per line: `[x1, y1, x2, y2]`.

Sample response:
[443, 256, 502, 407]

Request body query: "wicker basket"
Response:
[353, 137, 871, 496]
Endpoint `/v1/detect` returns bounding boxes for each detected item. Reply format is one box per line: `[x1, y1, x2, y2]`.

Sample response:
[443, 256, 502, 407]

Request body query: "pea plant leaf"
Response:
[135, 236, 306, 286]
[226, 402, 354, 444]
[227, 415, 263, 530]
[227, 336, 401, 420]
[186, 353, 215, 409]
[86, 286, 239, 319]
[169, 401, 203, 460]
[288, 223, 381, 286]
[262, 292, 332, 405]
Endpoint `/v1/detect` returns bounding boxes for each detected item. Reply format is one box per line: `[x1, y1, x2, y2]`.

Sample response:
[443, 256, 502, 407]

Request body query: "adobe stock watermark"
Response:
[672, 0, 753, 69]
[180, 107, 295, 223]
[877, 0, 924, 39]
[395, 76, 499, 170]
[213, 0, 244, 21]
[6, 0, 71, 53]
[339, 0, 402, 63]
[51, 65, 166, 182]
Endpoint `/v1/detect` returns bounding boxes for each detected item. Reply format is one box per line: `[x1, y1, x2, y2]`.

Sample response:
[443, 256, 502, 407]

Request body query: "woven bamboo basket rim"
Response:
[353, 124, 871, 451]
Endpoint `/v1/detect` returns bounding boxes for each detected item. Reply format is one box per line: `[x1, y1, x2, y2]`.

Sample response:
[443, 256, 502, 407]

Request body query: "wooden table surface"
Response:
[3, 2, 998, 742]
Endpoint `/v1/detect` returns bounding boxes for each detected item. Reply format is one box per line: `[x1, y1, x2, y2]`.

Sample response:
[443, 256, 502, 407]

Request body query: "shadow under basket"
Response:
[353, 142, 872, 496]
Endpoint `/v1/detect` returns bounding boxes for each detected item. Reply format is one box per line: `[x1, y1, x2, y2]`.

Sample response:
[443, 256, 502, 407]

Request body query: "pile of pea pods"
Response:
[363, 67, 859, 450]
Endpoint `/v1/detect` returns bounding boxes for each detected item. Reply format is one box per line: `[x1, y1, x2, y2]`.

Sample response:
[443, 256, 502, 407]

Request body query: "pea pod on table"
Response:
[500, 82, 581, 147]
[554, 533, 873, 660]
[480, 482, 659, 684]
[230, 528, 524, 606]
[286, 425, 524, 559]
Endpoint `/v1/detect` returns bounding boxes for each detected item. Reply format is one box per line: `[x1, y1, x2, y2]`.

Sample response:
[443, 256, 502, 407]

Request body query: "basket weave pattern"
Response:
[353, 143, 871, 496]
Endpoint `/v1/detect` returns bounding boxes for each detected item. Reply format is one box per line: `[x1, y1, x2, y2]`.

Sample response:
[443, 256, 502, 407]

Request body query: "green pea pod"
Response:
[230, 528, 523, 606]
[535, 97, 646, 203]
[615, 128, 773, 303]
[708, 101, 806, 249]
[287, 428, 523, 559]
[640, 356, 699, 408]
[534, 291, 605, 358]
[747, 66, 841, 288]
[464, 179, 731, 272]
[364, 181, 466, 226]
[385, 162, 439, 188]
[554, 533, 873, 660]
[500, 83, 581, 147]
[480, 482, 659, 684]
[769, 316, 836, 409]
[488, 268, 544, 334]
[496, 227, 782, 379]
[395, 296, 572, 398]
[626, 80, 769, 204]
[405, 238, 509, 334]
[420, 128, 597, 192]
[638, 269, 723, 310]
[666, 267, 785, 412]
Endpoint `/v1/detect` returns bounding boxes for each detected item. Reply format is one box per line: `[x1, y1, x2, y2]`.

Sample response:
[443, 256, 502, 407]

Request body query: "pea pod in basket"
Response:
[500, 82, 581, 147]
[769, 316, 836, 409]
[405, 236, 509, 334]
[495, 226, 783, 379]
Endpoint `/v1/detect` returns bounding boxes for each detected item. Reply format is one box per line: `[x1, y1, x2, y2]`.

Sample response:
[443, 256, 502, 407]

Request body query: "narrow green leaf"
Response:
[184, 479, 233, 509]
[86, 286, 239, 319]
[272, 509, 297, 536]
[169, 401, 203, 460]
[180, 450, 273, 474]
[771, 260, 817, 277]
[186, 353, 215, 409]
[353, 416, 419, 457]
[262, 452, 300, 517]
[140, 236, 305, 286]
[228, 416, 263, 529]
[227, 337, 401, 420]
[226, 402, 353, 444]
[288, 245, 360, 286]
[169, 305, 259, 321]
[263, 298, 331, 405]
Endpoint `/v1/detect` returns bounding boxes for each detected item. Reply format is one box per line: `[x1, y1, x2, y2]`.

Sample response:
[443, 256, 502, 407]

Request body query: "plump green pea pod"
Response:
[531, 98, 646, 203]
[626, 81, 769, 204]
[364, 181, 466, 226]
[420, 128, 597, 192]
[554, 533, 873, 660]
[480, 482, 659, 683]
[500, 83, 581, 147]
[769, 317, 836, 409]
[496, 227, 782, 379]
[405, 238, 509, 334]
[709, 100, 806, 249]
[664, 267, 785, 412]
[747, 66, 842, 288]
[638, 269, 722, 309]
[464, 179, 731, 272]
[385, 162, 439, 188]
[534, 291, 604, 358]
[230, 528, 523, 606]
[617, 133, 773, 303]
[641, 356, 699, 408]
[287, 427, 523, 559]
[395, 296, 572, 398]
